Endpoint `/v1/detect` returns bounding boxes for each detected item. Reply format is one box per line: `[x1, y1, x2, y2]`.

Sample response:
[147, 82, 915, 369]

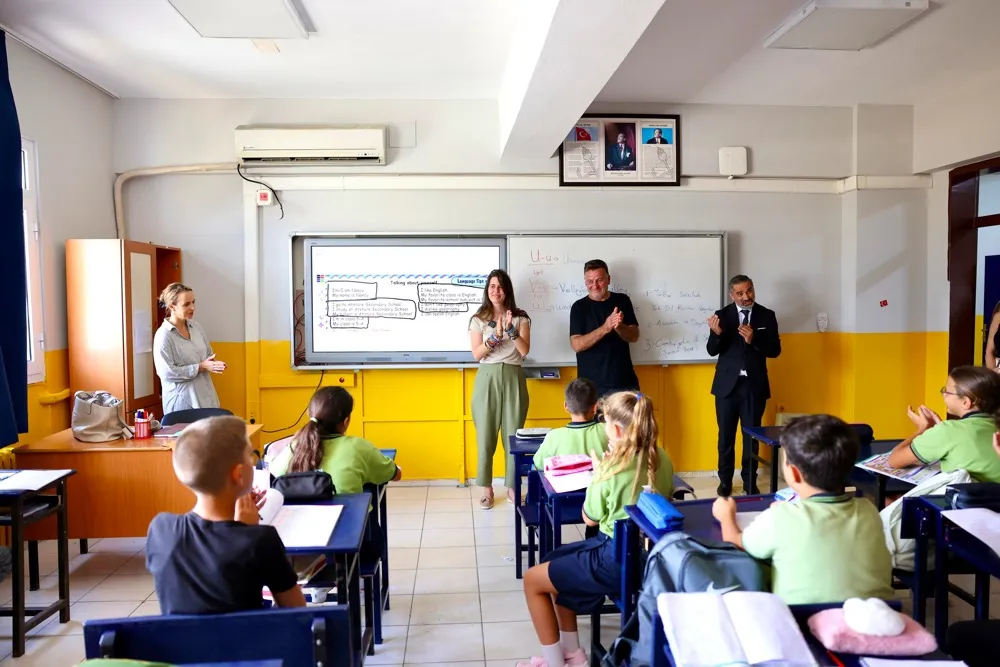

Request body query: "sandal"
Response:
[479, 494, 494, 510]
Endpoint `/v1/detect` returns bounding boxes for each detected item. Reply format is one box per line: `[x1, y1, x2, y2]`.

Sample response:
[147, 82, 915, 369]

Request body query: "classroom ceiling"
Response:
[599, 0, 1000, 107]
[0, 0, 997, 108]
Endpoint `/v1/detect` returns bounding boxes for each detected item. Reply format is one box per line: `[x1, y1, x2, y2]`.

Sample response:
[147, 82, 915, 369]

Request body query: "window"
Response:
[21, 138, 44, 384]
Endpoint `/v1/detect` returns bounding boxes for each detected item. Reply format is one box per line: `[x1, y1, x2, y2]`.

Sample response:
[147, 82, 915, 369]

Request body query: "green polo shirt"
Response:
[911, 412, 1000, 483]
[269, 434, 397, 507]
[741, 493, 893, 605]
[532, 419, 610, 470]
[583, 447, 674, 537]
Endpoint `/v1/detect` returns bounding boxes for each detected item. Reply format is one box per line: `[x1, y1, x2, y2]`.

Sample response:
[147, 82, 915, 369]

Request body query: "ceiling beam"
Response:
[497, 0, 667, 160]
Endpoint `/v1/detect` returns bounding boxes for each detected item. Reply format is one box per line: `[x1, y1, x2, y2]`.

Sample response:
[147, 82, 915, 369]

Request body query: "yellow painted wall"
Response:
[238, 332, 950, 480]
[15, 330, 952, 478]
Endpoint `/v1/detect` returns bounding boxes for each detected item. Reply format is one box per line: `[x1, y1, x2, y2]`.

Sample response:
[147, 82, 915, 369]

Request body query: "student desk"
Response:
[651, 601, 948, 667]
[0, 469, 76, 658]
[15, 424, 262, 546]
[285, 492, 371, 667]
[901, 495, 996, 645]
[625, 494, 775, 545]
[182, 662, 283, 667]
[743, 425, 908, 505]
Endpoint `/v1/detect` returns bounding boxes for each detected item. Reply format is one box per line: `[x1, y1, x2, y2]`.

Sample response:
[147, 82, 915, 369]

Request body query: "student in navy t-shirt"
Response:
[569, 259, 640, 398]
[146, 416, 306, 614]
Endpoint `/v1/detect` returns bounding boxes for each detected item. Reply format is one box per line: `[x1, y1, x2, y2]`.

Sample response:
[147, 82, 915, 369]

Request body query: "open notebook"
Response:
[258, 488, 342, 549]
[657, 591, 816, 667]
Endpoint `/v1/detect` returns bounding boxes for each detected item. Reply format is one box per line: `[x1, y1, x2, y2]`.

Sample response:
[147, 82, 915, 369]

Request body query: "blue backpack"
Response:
[603, 531, 766, 667]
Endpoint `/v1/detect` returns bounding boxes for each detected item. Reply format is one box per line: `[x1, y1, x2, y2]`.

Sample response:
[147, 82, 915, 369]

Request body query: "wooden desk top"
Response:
[17, 424, 263, 454]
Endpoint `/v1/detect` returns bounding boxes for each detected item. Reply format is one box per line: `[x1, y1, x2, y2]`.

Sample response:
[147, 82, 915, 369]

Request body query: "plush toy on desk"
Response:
[808, 597, 937, 656]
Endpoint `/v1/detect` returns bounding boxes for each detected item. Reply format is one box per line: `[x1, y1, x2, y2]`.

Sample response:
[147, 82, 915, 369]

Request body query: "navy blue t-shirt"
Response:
[569, 291, 640, 397]
[146, 512, 297, 615]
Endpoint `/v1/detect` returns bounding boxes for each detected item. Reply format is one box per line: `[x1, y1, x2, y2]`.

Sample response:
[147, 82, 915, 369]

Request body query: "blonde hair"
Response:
[596, 391, 660, 500]
[173, 416, 249, 494]
[159, 282, 192, 310]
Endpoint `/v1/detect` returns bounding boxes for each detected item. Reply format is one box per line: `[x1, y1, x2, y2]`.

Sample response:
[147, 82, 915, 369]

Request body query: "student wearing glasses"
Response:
[886, 366, 1000, 483]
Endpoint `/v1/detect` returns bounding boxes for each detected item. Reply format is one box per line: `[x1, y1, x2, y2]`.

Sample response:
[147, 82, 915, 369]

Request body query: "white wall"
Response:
[913, 66, 1000, 173]
[124, 185, 842, 342]
[926, 170, 949, 332]
[9, 41, 115, 350]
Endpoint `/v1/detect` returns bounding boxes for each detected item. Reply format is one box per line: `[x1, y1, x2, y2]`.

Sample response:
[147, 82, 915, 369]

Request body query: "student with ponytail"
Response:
[518, 391, 673, 667]
[887, 365, 1000, 483]
[268, 387, 401, 562]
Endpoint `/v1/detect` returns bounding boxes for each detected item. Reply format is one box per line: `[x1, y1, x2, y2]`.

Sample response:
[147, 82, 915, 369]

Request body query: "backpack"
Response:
[602, 531, 766, 667]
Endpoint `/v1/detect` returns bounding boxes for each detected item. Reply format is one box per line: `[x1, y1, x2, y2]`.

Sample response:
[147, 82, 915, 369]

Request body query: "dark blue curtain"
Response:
[0, 31, 28, 446]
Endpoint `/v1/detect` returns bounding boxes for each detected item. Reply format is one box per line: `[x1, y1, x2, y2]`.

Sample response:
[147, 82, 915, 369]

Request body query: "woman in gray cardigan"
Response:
[152, 283, 226, 415]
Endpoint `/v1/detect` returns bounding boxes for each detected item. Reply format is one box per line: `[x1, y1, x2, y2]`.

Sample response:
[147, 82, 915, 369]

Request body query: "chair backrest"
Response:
[83, 605, 353, 667]
[160, 407, 234, 427]
[850, 423, 875, 448]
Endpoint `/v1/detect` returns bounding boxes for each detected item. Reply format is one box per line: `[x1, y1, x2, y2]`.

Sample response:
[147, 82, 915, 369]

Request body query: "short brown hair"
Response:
[173, 416, 250, 494]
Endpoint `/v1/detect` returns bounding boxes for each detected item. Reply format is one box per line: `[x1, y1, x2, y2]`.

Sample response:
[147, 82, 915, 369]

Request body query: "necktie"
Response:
[740, 309, 749, 326]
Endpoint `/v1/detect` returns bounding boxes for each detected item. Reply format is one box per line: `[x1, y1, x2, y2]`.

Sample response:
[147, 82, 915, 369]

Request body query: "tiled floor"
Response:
[0, 473, 994, 665]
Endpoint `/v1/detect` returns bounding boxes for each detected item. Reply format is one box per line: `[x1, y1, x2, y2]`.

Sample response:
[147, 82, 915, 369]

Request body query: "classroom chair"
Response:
[671, 475, 695, 500]
[82, 605, 354, 667]
[588, 518, 641, 667]
[515, 468, 543, 579]
[160, 407, 233, 426]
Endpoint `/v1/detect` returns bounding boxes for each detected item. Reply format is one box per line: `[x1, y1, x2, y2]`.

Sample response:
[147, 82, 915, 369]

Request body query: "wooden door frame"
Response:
[948, 157, 1000, 369]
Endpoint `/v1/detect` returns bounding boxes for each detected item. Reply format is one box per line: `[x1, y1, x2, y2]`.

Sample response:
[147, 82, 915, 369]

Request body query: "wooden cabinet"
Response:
[66, 240, 182, 420]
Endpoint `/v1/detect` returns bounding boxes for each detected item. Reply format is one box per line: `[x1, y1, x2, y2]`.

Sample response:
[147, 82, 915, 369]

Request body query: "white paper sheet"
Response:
[723, 591, 816, 666]
[253, 468, 272, 491]
[270, 504, 342, 549]
[258, 488, 285, 527]
[544, 469, 592, 493]
[942, 507, 1000, 556]
[736, 511, 763, 530]
[0, 470, 73, 492]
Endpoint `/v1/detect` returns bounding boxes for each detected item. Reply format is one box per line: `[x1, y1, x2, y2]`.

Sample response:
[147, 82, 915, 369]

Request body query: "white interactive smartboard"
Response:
[507, 234, 726, 365]
[303, 237, 505, 364]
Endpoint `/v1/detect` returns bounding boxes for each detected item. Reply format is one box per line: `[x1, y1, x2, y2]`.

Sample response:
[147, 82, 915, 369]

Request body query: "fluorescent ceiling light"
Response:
[764, 0, 929, 51]
[168, 0, 308, 39]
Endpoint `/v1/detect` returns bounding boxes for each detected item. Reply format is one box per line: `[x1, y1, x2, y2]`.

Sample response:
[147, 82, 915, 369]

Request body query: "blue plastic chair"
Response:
[83, 606, 353, 667]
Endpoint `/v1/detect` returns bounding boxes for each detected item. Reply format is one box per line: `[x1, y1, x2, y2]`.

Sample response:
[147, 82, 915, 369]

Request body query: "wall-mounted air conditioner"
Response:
[235, 125, 387, 166]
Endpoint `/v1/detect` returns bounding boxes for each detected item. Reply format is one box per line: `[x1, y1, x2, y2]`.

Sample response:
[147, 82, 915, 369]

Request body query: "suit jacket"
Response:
[607, 143, 634, 169]
[646, 137, 669, 144]
[707, 302, 781, 399]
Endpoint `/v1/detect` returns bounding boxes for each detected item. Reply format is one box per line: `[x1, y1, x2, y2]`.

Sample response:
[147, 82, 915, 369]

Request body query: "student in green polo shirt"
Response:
[518, 391, 674, 667]
[714, 414, 893, 605]
[532, 378, 609, 470]
[269, 386, 401, 564]
[886, 366, 1000, 483]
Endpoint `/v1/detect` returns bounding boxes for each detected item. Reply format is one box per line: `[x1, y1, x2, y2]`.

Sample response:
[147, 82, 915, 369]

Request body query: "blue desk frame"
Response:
[901, 495, 995, 645]
[285, 492, 371, 667]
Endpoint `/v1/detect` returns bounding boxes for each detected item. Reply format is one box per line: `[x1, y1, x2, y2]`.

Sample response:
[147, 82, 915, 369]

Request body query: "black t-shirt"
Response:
[146, 512, 298, 615]
[569, 292, 640, 397]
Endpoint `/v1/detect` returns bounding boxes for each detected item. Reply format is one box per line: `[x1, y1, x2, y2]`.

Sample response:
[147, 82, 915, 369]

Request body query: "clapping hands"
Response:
[604, 307, 624, 333]
[907, 405, 942, 434]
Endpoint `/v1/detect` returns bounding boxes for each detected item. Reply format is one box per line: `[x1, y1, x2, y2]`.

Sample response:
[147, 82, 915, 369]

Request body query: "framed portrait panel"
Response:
[559, 113, 680, 187]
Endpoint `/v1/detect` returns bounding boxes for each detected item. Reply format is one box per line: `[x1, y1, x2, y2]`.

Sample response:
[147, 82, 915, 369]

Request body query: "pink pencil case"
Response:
[544, 454, 593, 476]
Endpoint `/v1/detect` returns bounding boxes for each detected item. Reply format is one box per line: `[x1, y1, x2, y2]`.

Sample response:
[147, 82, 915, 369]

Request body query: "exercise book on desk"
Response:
[544, 469, 593, 493]
[657, 591, 816, 667]
[258, 488, 341, 548]
[856, 453, 940, 485]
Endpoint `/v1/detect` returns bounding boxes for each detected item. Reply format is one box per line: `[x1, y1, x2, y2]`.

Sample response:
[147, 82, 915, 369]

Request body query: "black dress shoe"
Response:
[717, 482, 733, 497]
[743, 482, 761, 495]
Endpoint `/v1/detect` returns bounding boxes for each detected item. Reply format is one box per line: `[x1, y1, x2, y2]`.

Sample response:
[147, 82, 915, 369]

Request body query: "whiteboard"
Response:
[303, 237, 505, 364]
[507, 234, 725, 365]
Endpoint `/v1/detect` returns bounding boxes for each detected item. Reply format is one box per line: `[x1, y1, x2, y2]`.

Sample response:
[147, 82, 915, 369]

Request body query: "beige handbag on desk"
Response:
[71, 391, 131, 442]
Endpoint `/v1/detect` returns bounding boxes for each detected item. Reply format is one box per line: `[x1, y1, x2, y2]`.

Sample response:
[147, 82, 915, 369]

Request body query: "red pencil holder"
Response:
[134, 418, 151, 439]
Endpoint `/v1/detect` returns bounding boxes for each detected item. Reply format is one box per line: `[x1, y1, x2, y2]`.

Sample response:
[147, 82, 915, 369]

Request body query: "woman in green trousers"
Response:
[469, 269, 531, 509]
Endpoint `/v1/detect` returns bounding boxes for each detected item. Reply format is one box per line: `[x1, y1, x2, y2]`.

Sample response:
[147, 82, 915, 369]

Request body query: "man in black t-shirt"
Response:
[146, 416, 305, 614]
[569, 259, 640, 398]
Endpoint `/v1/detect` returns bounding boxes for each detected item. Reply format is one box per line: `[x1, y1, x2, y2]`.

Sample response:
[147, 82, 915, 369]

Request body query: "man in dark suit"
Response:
[707, 275, 781, 496]
[606, 133, 635, 171]
[645, 128, 670, 145]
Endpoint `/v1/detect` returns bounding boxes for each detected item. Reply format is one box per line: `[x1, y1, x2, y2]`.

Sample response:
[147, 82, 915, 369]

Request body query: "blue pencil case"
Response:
[637, 490, 683, 531]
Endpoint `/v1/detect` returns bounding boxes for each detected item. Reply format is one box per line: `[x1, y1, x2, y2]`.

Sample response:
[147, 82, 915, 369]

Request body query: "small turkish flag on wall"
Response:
[880, 300, 888, 307]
